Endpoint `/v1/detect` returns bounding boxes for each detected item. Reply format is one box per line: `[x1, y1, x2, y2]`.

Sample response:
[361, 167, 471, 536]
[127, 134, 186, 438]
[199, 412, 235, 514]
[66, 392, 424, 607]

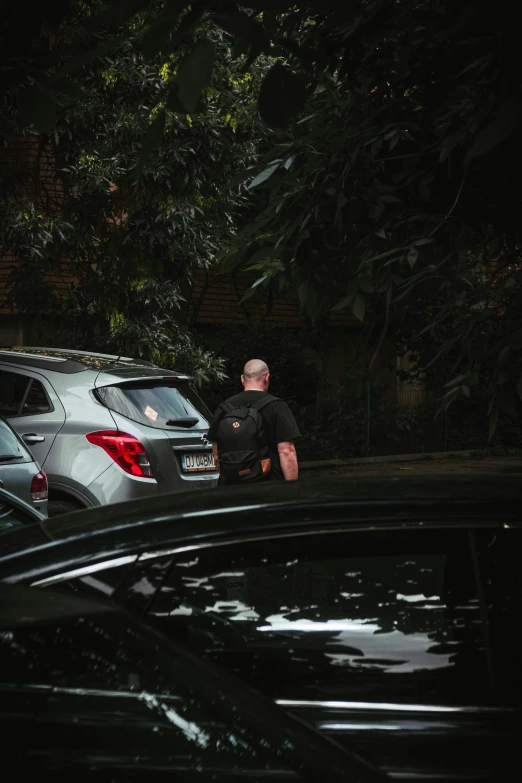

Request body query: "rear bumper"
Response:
[85, 463, 218, 505]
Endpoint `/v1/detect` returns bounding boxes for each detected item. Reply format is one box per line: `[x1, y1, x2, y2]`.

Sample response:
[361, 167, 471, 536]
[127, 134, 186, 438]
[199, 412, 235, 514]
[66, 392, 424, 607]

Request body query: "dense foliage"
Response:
[218, 1, 522, 434]
[0, 1, 270, 380]
[2, 0, 521, 432]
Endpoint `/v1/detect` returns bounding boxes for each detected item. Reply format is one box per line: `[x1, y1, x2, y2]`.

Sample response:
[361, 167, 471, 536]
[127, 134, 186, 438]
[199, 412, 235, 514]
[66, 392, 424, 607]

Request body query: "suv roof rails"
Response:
[0, 347, 157, 371]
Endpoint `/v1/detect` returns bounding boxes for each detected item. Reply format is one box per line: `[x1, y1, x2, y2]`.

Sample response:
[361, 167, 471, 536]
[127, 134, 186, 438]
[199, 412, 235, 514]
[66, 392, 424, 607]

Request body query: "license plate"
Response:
[181, 451, 216, 473]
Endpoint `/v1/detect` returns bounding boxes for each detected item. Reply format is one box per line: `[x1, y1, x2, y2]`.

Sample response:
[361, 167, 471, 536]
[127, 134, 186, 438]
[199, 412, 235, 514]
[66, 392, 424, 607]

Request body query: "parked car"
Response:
[0, 347, 218, 516]
[0, 486, 45, 534]
[0, 475, 520, 782]
[0, 582, 382, 782]
[0, 414, 48, 516]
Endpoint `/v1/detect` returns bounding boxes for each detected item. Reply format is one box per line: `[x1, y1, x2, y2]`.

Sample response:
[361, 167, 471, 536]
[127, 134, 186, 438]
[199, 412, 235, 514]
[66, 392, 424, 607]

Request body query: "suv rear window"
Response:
[0, 418, 31, 462]
[95, 381, 211, 430]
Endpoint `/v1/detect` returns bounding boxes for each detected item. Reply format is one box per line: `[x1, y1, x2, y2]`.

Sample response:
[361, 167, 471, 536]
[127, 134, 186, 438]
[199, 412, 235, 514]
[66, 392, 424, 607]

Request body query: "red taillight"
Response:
[86, 430, 154, 479]
[31, 471, 48, 501]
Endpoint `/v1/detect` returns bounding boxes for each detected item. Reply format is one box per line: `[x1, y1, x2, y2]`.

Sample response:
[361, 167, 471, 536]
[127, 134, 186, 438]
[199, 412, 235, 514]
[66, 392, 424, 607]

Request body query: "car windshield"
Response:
[95, 381, 211, 430]
[0, 418, 30, 461]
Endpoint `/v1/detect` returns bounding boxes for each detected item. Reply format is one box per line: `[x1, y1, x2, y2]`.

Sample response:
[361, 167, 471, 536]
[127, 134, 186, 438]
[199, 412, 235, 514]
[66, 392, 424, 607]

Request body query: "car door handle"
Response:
[22, 434, 45, 444]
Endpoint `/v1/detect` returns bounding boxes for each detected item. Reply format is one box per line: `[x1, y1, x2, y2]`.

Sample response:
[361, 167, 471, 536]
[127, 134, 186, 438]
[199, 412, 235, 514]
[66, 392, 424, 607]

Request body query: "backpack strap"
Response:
[218, 395, 279, 415]
[218, 400, 237, 414]
[248, 395, 279, 412]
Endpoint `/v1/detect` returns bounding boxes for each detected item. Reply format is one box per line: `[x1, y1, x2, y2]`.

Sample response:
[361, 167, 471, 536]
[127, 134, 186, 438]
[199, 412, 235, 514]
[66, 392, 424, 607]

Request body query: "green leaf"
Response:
[18, 86, 57, 134]
[170, 38, 216, 114]
[375, 228, 387, 239]
[357, 278, 375, 294]
[496, 344, 511, 370]
[461, 385, 470, 398]
[413, 237, 433, 246]
[249, 162, 280, 189]
[465, 94, 522, 165]
[352, 293, 366, 322]
[258, 63, 308, 130]
[487, 391, 497, 416]
[219, 252, 243, 275]
[331, 294, 352, 312]
[298, 278, 322, 323]
[407, 247, 418, 268]
[240, 276, 267, 303]
[444, 374, 468, 388]
[367, 246, 408, 265]
[439, 386, 461, 403]
[397, 274, 439, 300]
[262, 10, 278, 39]
[488, 406, 499, 442]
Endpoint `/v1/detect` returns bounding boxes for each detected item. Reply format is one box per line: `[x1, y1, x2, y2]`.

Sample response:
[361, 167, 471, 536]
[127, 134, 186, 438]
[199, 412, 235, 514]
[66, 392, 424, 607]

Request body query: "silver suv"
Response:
[0, 348, 218, 516]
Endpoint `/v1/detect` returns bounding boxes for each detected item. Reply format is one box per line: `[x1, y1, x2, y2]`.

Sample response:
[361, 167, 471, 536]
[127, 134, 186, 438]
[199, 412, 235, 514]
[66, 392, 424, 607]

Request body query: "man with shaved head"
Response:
[207, 359, 300, 483]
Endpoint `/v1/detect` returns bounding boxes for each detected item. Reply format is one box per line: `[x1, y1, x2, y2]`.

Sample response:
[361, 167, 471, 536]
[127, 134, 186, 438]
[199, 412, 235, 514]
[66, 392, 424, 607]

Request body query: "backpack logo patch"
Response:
[232, 421, 240, 428]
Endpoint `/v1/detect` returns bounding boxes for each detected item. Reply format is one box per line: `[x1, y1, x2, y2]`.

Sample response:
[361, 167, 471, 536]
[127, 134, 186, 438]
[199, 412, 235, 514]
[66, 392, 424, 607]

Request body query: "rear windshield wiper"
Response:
[165, 417, 199, 428]
[0, 455, 24, 462]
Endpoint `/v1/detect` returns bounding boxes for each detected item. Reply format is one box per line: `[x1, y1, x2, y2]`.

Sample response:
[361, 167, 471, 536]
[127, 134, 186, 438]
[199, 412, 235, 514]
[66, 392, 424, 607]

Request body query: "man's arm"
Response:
[277, 441, 298, 481]
[212, 442, 220, 474]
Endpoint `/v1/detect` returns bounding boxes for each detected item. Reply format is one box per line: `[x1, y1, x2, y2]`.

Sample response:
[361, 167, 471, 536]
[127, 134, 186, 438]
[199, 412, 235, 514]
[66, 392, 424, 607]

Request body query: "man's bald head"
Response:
[242, 359, 270, 390]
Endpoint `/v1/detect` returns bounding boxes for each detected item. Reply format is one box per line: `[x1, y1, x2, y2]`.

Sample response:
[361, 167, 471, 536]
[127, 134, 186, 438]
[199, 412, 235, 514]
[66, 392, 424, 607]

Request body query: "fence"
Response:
[382, 384, 428, 409]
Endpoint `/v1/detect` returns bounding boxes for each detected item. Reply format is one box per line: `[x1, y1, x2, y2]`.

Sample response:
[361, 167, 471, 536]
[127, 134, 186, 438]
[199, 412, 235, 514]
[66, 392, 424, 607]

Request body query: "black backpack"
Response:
[215, 395, 278, 484]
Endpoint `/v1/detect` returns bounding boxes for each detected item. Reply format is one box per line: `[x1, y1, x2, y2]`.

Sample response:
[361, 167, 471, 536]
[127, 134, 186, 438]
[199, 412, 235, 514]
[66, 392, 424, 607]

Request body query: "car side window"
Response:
[0, 371, 30, 416]
[21, 379, 51, 414]
[145, 529, 498, 707]
[0, 613, 284, 776]
[70, 561, 135, 597]
[480, 527, 522, 701]
[0, 371, 51, 417]
[67, 557, 172, 609]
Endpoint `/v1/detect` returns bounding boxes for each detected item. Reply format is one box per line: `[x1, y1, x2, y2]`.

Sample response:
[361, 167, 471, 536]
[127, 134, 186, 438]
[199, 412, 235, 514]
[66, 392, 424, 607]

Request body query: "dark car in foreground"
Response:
[1, 476, 521, 781]
[0, 583, 383, 782]
[0, 486, 45, 534]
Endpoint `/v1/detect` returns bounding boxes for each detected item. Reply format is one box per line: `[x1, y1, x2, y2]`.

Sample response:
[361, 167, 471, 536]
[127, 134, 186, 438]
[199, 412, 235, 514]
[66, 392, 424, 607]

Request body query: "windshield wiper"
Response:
[165, 417, 199, 428]
[0, 455, 24, 462]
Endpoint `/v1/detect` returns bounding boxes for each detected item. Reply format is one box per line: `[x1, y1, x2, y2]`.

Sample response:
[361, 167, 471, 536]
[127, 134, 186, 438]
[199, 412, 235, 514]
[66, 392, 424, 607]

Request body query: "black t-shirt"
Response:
[207, 391, 301, 479]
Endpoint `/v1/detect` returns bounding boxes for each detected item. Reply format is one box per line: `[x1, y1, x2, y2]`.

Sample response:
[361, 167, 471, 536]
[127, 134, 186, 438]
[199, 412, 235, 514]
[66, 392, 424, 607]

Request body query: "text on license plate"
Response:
[181, 451, 216, 472]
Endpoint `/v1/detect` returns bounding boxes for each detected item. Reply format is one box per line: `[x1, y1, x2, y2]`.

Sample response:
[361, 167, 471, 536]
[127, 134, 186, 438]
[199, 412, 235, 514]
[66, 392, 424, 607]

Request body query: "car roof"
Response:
[0, 475, 520, 584]
[0, 347, 191, 379]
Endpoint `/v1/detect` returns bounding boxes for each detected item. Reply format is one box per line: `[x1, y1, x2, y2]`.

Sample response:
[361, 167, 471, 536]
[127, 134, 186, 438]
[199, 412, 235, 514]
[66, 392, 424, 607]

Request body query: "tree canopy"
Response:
[1, 1, 271, 381]
[1, 0, 521, 429]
